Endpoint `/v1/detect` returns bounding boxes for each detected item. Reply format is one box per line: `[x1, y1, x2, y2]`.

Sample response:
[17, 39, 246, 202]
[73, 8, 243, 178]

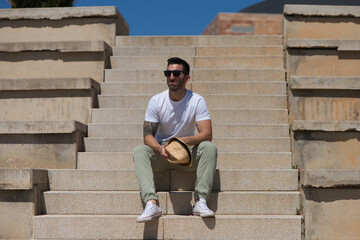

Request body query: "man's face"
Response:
[166, 64, 189, 92]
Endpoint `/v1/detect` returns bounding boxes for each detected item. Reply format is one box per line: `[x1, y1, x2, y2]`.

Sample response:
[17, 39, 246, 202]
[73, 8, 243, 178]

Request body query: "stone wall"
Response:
[202, 13, 282, 35]
[284, 4, 360, 239]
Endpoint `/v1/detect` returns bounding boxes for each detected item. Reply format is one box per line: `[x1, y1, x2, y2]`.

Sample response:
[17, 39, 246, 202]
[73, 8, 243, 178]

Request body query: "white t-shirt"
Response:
[145, 89, 211, 143]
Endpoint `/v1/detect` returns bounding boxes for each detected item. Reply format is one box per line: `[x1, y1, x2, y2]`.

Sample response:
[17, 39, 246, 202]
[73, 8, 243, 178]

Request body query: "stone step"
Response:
[110, 56, 283, 69]
[192, 81, 286, 95]
[196, 46, 284, 56]
[100, 81, 286, 95]
[88, 123, 289, 138]
[104, 68, 285, 82]
[110, 56, 195, 69]
[34, 215, 301, 239]
[115, 35, 283, 47]
[98, 95, 287, 109]
[43, 191, 299, 215]
[91, 108, 289, 124]
[77, 152, 292, 170]
[111, 46, 283, 56]
[112, 46, 196, 56]
[48, 169, 298, 191]
[84, 137, 290, 153]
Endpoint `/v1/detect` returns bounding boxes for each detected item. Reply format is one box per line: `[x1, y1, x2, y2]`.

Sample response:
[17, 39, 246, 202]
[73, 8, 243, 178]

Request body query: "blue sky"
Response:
[0, 0, 264, 35]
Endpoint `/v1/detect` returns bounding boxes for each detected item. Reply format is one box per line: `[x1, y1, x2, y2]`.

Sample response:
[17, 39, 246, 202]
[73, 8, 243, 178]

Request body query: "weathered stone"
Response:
[292, 121, 360, 132]
[294, 131, 360, 169]
[0, 42, 109, 83]
[302, 187, 360, 240]
[284, 5, 360, 17]
[290, 76, 360, 90]
[0, 121, 85, 169]
[0, 6, 129, 45]
[0, 78, 99, 124]
[301, 169, 360, 187]
[0, 168, 48, 190]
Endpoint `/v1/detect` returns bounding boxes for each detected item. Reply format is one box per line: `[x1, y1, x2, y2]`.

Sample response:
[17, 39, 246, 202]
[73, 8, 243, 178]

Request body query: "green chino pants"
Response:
[133, 141, 217, 203]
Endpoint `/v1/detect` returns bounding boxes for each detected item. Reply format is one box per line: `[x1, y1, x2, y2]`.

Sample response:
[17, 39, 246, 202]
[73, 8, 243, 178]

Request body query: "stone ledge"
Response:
[0, 41, 111, 53]
[284, 4, 360, 17]
[292, 121, 360, 132]
[301, 169, 360, 188]
[290, 76, 360, 90]
[0, 6, 125, 21]
[287, 39, 360, 51]
[0, 168, 48, 190]
[0, 78, 100, 92]
[0, 121, 86, 134]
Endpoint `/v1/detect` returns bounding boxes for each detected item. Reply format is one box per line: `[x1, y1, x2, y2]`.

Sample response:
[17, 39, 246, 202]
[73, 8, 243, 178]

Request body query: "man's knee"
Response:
[199, 141, 217, 155]
[133, 144, 153, 162]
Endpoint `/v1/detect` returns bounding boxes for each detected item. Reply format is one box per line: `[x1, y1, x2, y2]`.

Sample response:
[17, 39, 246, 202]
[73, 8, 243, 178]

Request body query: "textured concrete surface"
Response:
[284, 4, 360, 17]
[302, 188, 360, 240]
[290, 76, 360, 90]
[301, 169, 360, 187]
[0, 121, 85, 169]
[0, 7, 129, 45]
[0, 168, 48, 190]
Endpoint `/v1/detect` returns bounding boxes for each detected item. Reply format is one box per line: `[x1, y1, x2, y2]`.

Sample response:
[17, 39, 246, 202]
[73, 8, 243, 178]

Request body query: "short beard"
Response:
[167, 76, 186, 92]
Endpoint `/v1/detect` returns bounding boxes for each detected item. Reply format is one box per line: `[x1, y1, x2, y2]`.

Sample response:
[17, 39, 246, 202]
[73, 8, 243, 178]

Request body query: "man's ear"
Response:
[185, 74, 191, 83]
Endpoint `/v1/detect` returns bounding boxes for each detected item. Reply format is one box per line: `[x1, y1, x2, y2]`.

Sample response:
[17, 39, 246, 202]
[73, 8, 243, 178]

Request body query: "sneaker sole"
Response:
[136, 212, 162, 223]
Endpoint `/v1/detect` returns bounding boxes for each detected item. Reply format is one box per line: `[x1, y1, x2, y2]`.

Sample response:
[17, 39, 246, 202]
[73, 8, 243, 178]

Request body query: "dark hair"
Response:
[167, 57, 190, 75]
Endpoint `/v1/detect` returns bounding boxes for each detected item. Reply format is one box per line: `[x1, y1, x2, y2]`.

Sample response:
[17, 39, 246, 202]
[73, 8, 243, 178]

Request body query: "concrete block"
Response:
[290, 76, 360, 90]
[0, 78, 99, 124]
[0, 41, 110, 83]
[191, 81, 286, 95]
[112, 46, 196, 56]
[167, 191, 300, 215]
[302, 187, 360, 240]
[0, 168, 48, 190]
[34, 215, 164, 239]
[284, 5, 360, 17]
[110, 56, 194, 69]
[0, 169, 49, 239]
[294, 131, 360, 169]
[171, 169, 298, 191]
[301, 169, 360, 188]
[0, 121, 85, 169]
[194, 56, 284, 68]
[163, 215, 301, 240]
[287, 49, 360, 77]
[0, 6, 129, 46]
[196, 46, 283, 56]
[292, 120, 360, 132]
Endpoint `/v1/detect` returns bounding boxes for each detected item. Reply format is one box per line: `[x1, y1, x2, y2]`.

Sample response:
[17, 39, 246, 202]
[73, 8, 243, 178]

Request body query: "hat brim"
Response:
[167, 137, 192, 167]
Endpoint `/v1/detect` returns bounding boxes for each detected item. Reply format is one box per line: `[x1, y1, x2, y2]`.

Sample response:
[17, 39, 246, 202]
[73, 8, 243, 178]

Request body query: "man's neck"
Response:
[169, 89, 187, 101]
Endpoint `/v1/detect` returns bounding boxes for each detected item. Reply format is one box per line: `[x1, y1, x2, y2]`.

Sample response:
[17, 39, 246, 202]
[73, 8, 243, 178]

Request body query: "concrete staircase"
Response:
[33, 35, 302, 239]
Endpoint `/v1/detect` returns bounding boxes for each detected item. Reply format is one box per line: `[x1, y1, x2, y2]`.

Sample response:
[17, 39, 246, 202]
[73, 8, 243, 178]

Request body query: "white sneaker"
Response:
[192, 199, 215, 217]
[136, 201, 162, 223]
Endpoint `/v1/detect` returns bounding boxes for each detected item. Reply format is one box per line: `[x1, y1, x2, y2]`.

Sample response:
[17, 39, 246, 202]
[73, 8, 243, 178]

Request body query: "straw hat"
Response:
[165, 137, 192, 167]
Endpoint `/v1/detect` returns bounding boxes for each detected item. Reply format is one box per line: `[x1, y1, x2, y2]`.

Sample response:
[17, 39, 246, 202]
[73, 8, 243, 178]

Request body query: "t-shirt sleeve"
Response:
[195, 96, 211, 122]
[144, 97, 159, 123]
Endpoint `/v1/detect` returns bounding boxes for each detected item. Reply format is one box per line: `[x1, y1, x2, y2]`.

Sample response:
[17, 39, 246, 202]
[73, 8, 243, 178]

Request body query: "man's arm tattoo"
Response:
[143, 121, 159, 138]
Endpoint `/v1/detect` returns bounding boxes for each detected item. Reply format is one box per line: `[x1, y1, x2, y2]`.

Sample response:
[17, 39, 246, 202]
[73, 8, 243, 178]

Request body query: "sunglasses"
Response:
[164, 70, 186, 77]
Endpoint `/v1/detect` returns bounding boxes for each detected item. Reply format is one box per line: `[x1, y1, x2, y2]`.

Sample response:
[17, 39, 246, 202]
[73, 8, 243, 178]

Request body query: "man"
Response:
[133, 57, 217, 223]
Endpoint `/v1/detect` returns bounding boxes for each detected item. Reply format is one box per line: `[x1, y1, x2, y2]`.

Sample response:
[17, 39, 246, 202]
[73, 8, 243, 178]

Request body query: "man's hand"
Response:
[158, 145, 168, 160]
